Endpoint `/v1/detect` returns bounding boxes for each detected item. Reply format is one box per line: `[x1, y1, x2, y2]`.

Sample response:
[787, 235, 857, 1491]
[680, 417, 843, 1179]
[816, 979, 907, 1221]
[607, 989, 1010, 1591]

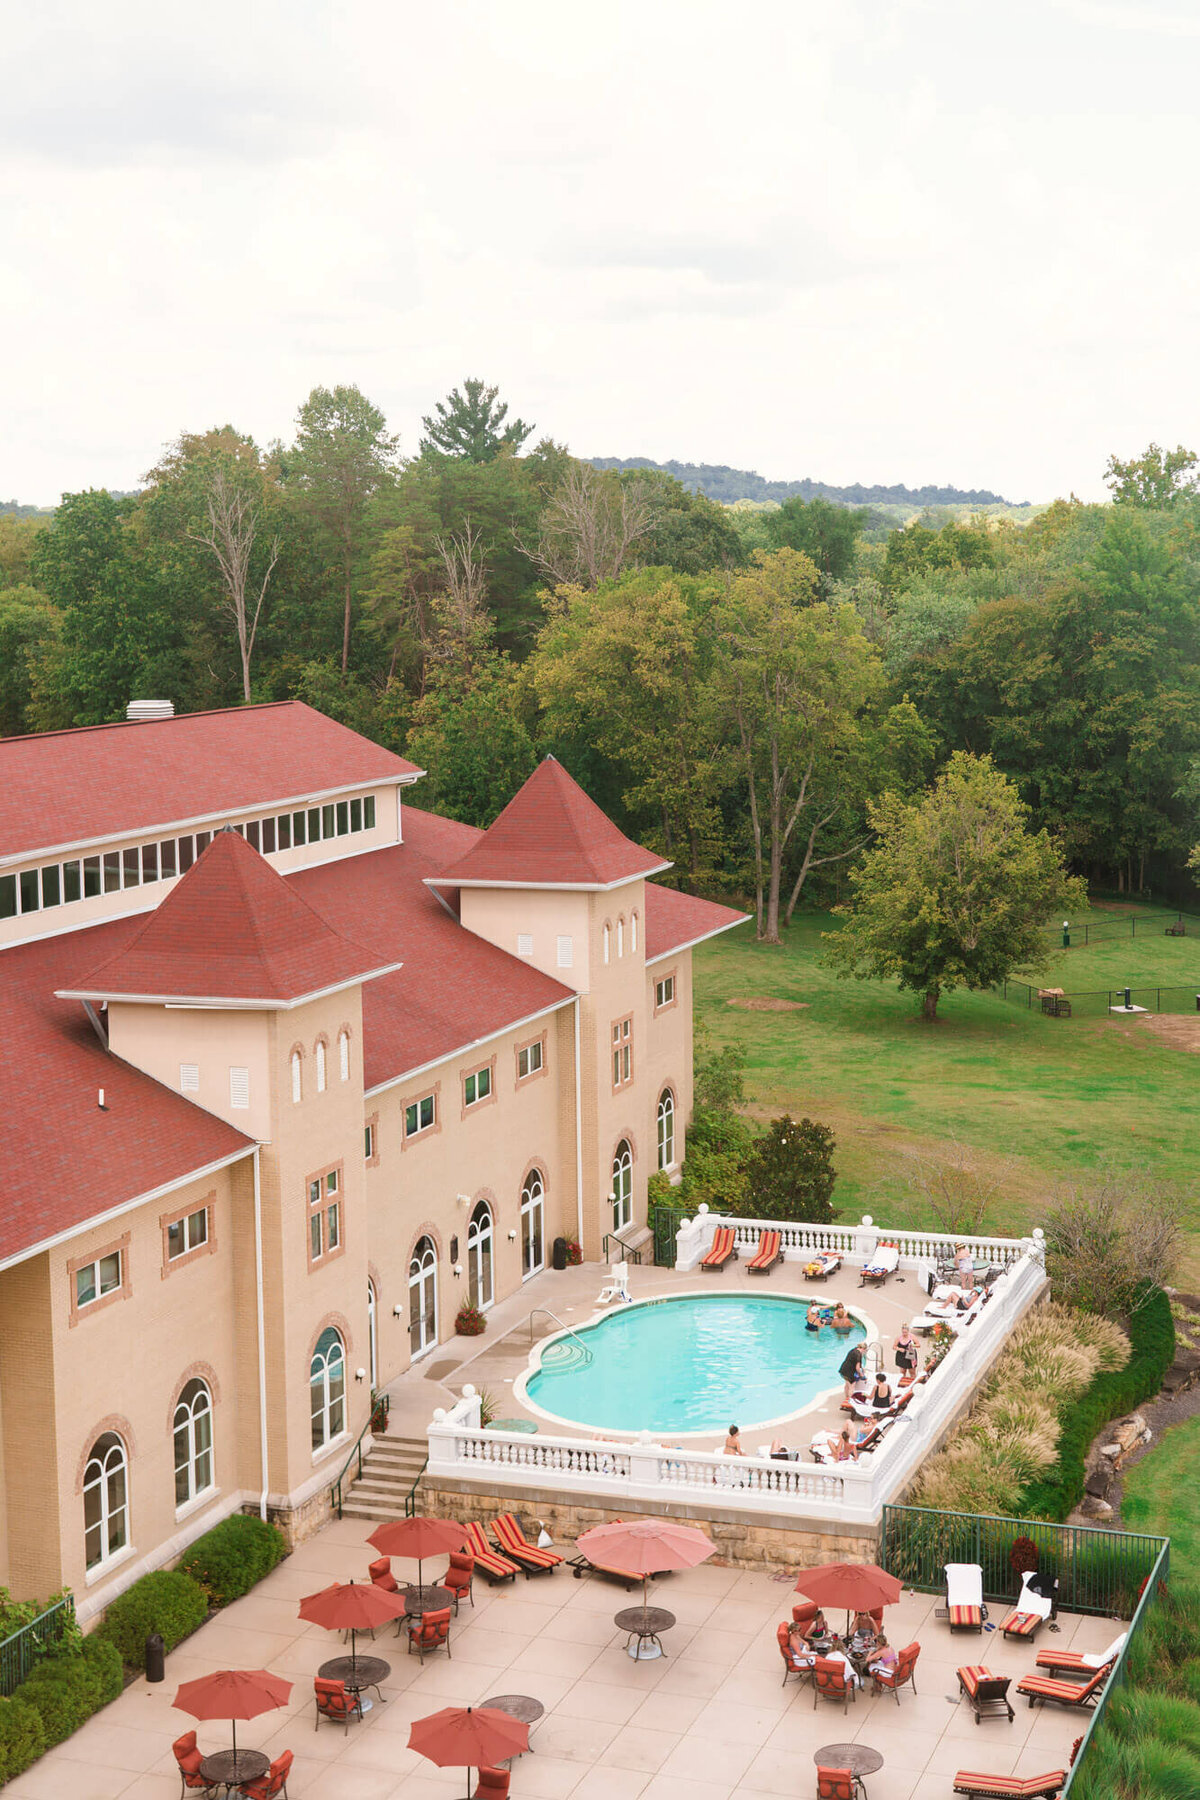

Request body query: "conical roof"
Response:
[427, 756, 671, 889]
[59, 828, 400, 1006]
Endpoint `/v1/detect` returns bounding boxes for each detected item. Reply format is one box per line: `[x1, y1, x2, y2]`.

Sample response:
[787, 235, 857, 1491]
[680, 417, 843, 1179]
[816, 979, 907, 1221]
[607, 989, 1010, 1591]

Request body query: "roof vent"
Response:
[126, 699, 175, 723]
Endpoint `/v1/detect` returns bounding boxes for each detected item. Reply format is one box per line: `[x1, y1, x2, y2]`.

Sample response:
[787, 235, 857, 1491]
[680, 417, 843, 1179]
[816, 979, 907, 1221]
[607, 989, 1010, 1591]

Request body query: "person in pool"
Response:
[830, 1302, 854, 1334]
[723, 1424, 744, 1456]
[805, 1302, 824, 1333]
[840, 1341, 867, 1401]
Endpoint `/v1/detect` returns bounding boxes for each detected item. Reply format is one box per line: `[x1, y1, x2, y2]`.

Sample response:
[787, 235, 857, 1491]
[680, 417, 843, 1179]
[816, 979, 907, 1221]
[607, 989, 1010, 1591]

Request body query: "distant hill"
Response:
[589, 457, 1013, 508]
[0, 500, 53, 519]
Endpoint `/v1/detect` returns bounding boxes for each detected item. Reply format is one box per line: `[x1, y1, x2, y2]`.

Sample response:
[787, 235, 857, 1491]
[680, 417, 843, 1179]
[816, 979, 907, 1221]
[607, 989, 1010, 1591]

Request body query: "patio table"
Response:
[318, 1653, 390, 1713]
[403, 1583, 454, 1619]
[615, 1605, 675, 1661]
[199, 1750, 270, 1790]
[814, 1743, 885, 1778]
[480, 1692, 545, 1760]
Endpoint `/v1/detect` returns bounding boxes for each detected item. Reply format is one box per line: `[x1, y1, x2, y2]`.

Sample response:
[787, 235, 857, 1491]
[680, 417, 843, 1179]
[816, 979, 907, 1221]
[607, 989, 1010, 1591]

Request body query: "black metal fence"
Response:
[0, 1594, 75, 1696]
[996, 979, 1200, 1019]
[1039, 908, 1194, 948]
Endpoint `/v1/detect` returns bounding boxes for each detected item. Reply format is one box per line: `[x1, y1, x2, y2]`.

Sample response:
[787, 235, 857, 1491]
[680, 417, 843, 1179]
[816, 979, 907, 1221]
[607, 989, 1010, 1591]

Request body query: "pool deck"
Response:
[385, 1257, 925, 1455]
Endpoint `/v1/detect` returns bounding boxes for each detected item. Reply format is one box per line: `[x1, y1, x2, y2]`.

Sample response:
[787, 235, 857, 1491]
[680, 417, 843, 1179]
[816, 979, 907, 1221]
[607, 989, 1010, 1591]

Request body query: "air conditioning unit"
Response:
[126, 699, 175, 722]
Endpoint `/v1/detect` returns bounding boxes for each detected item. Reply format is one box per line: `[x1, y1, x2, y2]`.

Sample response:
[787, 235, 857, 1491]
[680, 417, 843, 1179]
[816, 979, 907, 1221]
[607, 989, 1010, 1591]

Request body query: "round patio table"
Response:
[615, 1605, 675, 1661]
[480, 1692, 545, 1760]
[813, 1744, 885, 1778]
[199, 1749, 270, 1790]
[403, 1583, 454, 1618]
[318, 1653, 391, 1715]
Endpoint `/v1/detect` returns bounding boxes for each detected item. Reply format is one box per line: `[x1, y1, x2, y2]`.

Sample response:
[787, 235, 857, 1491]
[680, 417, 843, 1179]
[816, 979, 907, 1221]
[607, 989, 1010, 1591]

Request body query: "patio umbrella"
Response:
[366, 1516, 467, 1589]
[793, 1560, 903, 1636]
[172, 1667, 292, 1762]
[576, 1518, 715, 1635]
[298, 1578, 407, 1674]
[409, 1704, 529, 1799]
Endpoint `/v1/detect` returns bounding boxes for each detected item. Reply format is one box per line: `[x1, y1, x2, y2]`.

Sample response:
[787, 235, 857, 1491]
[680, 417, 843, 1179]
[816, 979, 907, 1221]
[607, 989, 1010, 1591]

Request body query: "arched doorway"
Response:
[408, 1237, 438, 1358]
[521, 1169, 545, 1279]
[612, 1139, 633, 1233]
[466, 1201, 494, 1311]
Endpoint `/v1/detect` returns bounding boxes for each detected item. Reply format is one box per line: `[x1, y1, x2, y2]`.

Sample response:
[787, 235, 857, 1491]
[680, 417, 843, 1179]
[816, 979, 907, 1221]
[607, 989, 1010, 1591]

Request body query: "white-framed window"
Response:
[611, 1016, 633, 1090]
[467, 1200, 494, 1310]
[364, 1122, 375, 1161]
[617, 918, 624, 958]
[464, 1065, 492, 1108]
[173, 1378, 214, 1508]
[657, 1088, 676, 1171]
[521, 1169, 545, 1278]
[404, 1092, 436, 1138]
[167, 1208, 208, 1260]
[367, 1279, 378, 1389]
[84, 1432, 128, 1571]
[556, 935, 573, 969]
[631, 911, 638, 952]
[339, 1030, 350, 1082]
[290, 1051, 302, 1105]
[310, 1327, 346, 1449]
[655, 973, 676, 1010]
[611, 1140, 633, 1233]
[180, 1063, 200, 1094]
[602, 923, 611, 964]
[409, 1236, 438, 1357]
[229, 1066, 249, 1110]
[308, 1167, 341, 1263]
[517, 933, 533, 958]
[315, 1040, 327, 1092]
[75, 1250, 122, 1311]
[517, 1040, 543, 1081]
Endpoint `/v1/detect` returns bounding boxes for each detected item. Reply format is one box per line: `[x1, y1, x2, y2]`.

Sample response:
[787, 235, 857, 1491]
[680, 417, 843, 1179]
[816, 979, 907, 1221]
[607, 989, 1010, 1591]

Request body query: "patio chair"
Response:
[313, 1677, 363, 1733]
[1016, 1665, 1110, 1710]
[957, 1664, 1014, 1724]
[747, 1229, 783, 1273]
[803, 1251, 843, 1281]
[945, 1562, 985, 1632]
[407, 1606, 452, 1664]
[952, 1773, 1066, 1799]
[791, 1601, 819, 1628]
[471, 1772, 511, 1799]
[700, 1225, 737, 1271]
[597, 1261, 632, 1304]
[238, 1750, 292, 1800]
[1035, 1633, 1124, 1679]
[777, 1621, 810, 1688]
[872, 1640, 920, 1703]
[443, 1548, 475, 1612]
[859, 1241, 899, 1286]
[172, 1731, 216, 1797]
[492, 1512, 563, 1572]
[811, 1655, 856, 1712]
[368, 1554, 400, 1594]
[464, 1520, 520, 1583]
[816, 1770, 866, 1800]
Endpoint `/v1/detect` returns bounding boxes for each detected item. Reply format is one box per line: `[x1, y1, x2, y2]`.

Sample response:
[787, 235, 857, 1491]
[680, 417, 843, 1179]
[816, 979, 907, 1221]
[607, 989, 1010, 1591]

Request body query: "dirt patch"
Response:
[727, 996, 809, 1012]
[1137, 1014, 1200, 1053]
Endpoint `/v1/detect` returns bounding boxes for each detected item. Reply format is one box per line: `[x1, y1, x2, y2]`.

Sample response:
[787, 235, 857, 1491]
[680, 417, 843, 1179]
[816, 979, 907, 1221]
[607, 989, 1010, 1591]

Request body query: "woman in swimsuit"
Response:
[805, 1303, 824, 1333]
[831, 1303, 854, 1334]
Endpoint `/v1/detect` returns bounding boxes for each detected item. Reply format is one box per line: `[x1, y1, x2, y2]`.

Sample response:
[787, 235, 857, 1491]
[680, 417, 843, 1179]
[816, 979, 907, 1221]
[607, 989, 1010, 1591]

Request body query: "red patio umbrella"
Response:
[298, 1578, 407, 1673]
[576, 1518, 715, 1636]
[793, 1561, 903, 1636]
[366, 1516, 467, 1589]
[409, 1704, 529, 1799]
[173, 1667, 291, 1763]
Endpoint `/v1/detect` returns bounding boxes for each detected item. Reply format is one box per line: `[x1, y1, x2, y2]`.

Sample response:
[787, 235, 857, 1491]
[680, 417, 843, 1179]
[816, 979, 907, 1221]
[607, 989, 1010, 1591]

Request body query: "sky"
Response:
[3, 0, 1199, 506]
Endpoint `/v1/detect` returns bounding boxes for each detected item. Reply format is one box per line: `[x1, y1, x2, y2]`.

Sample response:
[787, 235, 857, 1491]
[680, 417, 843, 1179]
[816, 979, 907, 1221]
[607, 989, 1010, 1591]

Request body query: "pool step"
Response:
[538, 1338, 593, 1373]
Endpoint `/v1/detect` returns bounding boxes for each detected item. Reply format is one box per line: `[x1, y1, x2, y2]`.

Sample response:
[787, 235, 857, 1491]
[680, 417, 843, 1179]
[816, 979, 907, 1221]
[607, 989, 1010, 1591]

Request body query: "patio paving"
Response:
[10, 1512, 1112, 1800]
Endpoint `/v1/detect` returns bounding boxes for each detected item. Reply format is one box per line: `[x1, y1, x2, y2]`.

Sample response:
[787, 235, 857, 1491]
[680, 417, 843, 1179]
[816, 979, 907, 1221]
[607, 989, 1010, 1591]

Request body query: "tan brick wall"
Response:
[0, 1256, 63, 1597]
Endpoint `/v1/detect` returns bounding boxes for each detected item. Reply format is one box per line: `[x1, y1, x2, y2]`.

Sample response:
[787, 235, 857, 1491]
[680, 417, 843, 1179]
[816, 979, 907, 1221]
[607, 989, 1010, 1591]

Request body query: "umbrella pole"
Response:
[642, 1572, 650, 1634]
[350, 1625, 358, 1675]
[231, 1718, 237, 1762]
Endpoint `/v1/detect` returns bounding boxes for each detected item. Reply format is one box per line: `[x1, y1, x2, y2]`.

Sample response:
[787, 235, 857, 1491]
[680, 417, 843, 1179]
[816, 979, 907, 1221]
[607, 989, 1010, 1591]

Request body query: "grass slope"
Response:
[693, 914, 1200, 1278]
[1121, 1416, 1200, 1581]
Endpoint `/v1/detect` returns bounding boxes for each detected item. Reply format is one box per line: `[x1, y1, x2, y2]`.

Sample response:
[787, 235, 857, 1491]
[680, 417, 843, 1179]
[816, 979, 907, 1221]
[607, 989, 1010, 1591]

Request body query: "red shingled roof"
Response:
[0, 700, 420, 862]
[644, 884, 749, 962]
[429, 756, 670, 889]
[60, 828, 398, 1006]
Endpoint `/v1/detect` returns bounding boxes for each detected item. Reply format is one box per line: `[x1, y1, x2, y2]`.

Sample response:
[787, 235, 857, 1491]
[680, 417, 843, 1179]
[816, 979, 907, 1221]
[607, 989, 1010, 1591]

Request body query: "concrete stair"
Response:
[339, 1434, 429, 1521]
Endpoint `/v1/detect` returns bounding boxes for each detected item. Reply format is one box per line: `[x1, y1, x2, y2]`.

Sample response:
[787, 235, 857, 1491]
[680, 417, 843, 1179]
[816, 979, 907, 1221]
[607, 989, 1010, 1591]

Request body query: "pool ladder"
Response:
[528, 1308, 594, 1369]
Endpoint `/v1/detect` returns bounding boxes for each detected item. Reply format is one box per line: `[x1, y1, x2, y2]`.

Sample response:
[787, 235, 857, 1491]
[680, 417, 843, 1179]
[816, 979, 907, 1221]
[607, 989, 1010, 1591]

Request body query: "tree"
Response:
[709, 550, 883, 942]
[527, 463, 661, 588]
[901, 1136, 1016, 1237]
[825, 752, 1086, 1021]
[405, 655, 537, 827]
[630, 471, 747, 574]
[736, 1116, 837, 1224]
[0, 585, 58, 735]
[882, 519, 996, 592]
[419, 378, 534, 462]
[1042, 1173, 1181, 1318]
[1105, 442, 1199, 509]
[288, 386, 398, 674]
[764, 496, 866, 587]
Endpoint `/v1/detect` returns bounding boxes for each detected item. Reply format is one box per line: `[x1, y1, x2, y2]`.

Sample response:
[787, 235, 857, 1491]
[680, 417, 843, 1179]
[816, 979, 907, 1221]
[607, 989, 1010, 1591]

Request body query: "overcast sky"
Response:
[3, 0, 1197, 506]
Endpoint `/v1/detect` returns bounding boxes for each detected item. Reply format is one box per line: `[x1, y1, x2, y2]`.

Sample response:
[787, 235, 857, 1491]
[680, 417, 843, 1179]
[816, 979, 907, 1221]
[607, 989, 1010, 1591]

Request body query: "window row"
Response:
[601, 912, 639, 964]
[73, 1201, 213, 1316]
[84, 1378, 214, 1572]
[401, 1037, 545, 1144]
[1, 793, 377, 922]
[291, 1030, 353, 1104]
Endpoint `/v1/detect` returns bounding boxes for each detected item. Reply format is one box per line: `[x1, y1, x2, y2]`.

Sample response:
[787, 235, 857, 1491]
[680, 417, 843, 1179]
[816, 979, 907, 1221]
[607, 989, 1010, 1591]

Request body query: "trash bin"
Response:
[552, 1236, 569, 1271]
[145, 1632, 165, 1683]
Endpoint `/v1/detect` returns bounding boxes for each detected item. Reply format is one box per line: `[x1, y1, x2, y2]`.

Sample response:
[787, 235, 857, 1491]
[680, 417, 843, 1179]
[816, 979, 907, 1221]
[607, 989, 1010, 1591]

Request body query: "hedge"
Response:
[0, 1694, 46, 1786]
[178, 1514, 286, 1608]
[98, 1570, 208, 1669]
[17, 1637, 123, 1749]
[1016, 1282, 1176, 1520]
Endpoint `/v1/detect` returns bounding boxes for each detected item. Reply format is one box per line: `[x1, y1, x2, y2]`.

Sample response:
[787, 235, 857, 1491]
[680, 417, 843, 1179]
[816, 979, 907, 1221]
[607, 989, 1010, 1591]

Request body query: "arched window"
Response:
[339, 1030, 350, 1082]
[611, 1139, 633, 1233]
[290, 1051, 302, 1105]
[466, 1200, 494, 1311]
[367, 1279, 378, 1389]
[173, 1379, 214, 1507]
[83, 1432, 128, 1570]
[520, 1169, 545, 1279]
[310, 1327, 346, 1449]
[631, 912, 638, 953]
[657, 1089, 676, 1171]
[315, 1040, 327, 1093]
[409, 1237, 438, 1358]
[602, 923, 611, 965]
[617, 918, 624, 958]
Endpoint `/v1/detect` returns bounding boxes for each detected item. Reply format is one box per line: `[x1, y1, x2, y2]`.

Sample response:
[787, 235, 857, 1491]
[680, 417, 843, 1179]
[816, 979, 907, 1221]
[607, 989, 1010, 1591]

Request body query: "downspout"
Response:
[253, 1143, 269, 1520]
[573, 996, 585, 1248]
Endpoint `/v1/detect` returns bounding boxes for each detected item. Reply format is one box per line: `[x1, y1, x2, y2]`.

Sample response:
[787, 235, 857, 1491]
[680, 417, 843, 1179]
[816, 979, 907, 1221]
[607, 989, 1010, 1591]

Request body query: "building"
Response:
[0, 701, 744, 1614]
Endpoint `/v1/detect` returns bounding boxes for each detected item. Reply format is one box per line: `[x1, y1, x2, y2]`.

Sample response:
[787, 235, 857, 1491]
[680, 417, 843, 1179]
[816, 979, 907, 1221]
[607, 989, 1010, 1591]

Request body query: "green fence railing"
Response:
[1061, 1536, 1171, 1796]
[879, 1503, 1166, 1618]
[0, 1594, 75, 1696]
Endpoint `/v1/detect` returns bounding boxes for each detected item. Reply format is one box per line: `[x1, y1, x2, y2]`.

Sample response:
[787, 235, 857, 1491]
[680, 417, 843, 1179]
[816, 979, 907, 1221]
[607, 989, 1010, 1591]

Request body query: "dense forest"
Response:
[589, 457, 1010, 508]
[3, 386, 1199, 927]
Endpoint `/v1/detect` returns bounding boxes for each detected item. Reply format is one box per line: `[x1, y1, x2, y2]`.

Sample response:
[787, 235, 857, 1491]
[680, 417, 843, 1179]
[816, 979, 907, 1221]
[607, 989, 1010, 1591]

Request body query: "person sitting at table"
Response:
[830, 1302, 854, 1334]
[804, 1607, 832, 1644]
[785, 1620, 816, 1670]
[805, 1302, 824, 1333]
[869, 1371, 893, 1411]
[821, 1645, 862, 1688]
[850, 1610, 878, 1653]
[835, 1425, 860, 1462]
[867, 1633, 898, 1680]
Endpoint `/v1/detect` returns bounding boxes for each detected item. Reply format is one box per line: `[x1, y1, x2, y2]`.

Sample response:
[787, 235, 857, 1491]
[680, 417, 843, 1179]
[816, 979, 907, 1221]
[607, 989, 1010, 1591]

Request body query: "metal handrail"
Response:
[602, 1231, 643, 1266]
[0, 1595, 75, 1697]
[527, 1308, 593, 1359]
[332, 1393, 389, 1518]
[404, 1456, 429, 1519]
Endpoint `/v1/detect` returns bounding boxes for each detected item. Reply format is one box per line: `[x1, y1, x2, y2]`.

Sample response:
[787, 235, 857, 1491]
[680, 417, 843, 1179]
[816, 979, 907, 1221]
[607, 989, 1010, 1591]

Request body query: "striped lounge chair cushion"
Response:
[748, 1231, 781, 1268]
[1035, 1650, 1113, 1677]
[1017, 1673, 1102, 1705]
[493, 1514, 562, 1568]
[950, 1604, 983, 1628]
[957, 1665, 992, 1696]
[952, 1772, 1065, 1798]
[464, 1521, 520, 1579]
[1001, 1610, 1042, 1637]
[701, 1228, 736, 1266]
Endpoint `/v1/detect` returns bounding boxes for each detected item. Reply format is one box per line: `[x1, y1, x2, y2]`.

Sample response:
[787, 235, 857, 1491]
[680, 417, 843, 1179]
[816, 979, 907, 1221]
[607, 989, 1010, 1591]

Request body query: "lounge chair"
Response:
[957, 1664, 1014, 1723]
[999, 1573, 1054, 1640]
[945, 1562, 985, 1632]
[463, 1520, 520, 1583]
[804, 1250, 843, 1281]
[569, 1551, 641, 1588]
[859, 1241, 899, 1286]
[700, 1226, 737, 1271]
[747, 1230, 783, 1273]
[407, 1606, 452, 1663]
[809, 1430, 839, 1465]
[816, 1768, 866, 1800]
[1035, 1634, 1124, 1679]
[871, 1640, 920, 1703]
[1016, 1665, 1110, 1710]
[492, 1512, 562, 1573]
[952, 1772, 1066, 1798]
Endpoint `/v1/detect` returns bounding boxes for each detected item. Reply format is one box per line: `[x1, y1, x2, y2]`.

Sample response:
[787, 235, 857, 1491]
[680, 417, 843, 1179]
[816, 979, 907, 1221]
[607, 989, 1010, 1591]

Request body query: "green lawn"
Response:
[693, 913, 1200, 1279]
[1121, 1416, 1200, 1579]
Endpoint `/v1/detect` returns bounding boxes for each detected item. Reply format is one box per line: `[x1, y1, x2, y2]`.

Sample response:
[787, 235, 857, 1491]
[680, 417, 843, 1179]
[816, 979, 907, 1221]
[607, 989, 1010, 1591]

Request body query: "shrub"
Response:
[678, 1103, 753, 1212]
[18, 1639, 119, 1748]
[454, 1302, 487, 1336]
[179, 1515, 287, 1608]
[737, 1115, 837, 1224]
[98, 1570, 207, 1668]
[0, 1695, 46, 1785]
[80, 1633, 123, 1704]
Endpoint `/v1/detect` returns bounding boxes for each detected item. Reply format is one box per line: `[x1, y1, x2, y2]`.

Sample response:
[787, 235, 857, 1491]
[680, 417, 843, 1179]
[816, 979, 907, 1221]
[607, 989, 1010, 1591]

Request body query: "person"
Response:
[805, 1302, 824, 1333]
[834, 1425, 859, 1463]
[840, 1342, 866, 1400]
[831, 1302, 854, 1334]
[804, 1607, 832, 1644]
[785, 1620, 816, 1671]
[954, 1244, 976, 1290]
[868, 1633, 898, 1681]
[850, 1610, 878, 1651]
[869, 1371, 893, 1411]
[723, 1424, 744, 1456]
[894, 1322, 919, 1374]
[770, 1437, 793, 1460]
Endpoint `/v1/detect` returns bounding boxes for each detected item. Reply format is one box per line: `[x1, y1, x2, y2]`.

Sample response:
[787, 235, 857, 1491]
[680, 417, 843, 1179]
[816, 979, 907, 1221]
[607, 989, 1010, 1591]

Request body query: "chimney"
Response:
[126, 699, 175, 723]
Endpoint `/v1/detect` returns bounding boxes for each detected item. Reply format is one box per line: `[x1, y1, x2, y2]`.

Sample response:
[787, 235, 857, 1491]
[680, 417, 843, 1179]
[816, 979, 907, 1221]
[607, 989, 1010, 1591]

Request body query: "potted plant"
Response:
[455, 1301, 487, 1337]
[564, 1240, 584, 1267]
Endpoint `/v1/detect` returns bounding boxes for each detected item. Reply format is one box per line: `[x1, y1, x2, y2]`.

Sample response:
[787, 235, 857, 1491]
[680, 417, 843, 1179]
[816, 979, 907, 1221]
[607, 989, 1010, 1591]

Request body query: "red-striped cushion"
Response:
[1034, 1650, 1089, 1673]
[1002, 1610, 1042, 1636]
[493, 1514, 563, 1566]
[1017, 1672, 1101, 1702]
[953, 1773, 1065, 1798]
[749, 1232, 781, 1267]
[950, 1604, 983, 1626]
[465, 1522, 520, 1576]
[957, 1664, 992, 1696]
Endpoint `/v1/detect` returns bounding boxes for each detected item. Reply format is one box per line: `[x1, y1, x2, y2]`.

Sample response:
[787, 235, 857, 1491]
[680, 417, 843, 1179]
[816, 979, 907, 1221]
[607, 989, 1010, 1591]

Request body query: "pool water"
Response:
[522, 1293, 866, 1436]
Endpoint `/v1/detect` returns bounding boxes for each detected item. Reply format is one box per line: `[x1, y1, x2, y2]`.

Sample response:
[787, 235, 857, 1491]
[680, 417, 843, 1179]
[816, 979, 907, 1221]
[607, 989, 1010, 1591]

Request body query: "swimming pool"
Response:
[519, 1293, 869, 1437]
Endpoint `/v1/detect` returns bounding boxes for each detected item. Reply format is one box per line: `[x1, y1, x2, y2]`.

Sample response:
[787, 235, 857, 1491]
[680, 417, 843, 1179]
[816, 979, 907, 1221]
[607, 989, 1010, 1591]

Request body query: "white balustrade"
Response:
[676, 1203, 1039, 1276]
